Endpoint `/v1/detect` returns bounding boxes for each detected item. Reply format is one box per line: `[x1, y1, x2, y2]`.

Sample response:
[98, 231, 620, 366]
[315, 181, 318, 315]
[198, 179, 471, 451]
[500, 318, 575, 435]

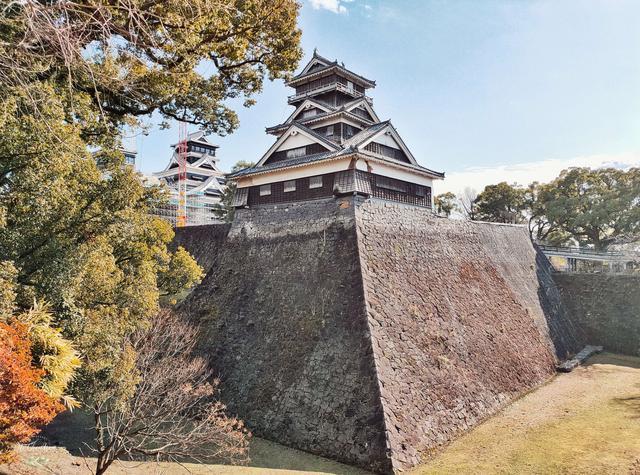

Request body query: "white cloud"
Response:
[434, 152, 640, 195]
[309, 0, 348, 14]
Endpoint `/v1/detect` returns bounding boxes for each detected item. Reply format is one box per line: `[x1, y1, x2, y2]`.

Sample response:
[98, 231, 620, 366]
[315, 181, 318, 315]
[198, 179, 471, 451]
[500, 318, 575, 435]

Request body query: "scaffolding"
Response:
[151, 189, 220, 227]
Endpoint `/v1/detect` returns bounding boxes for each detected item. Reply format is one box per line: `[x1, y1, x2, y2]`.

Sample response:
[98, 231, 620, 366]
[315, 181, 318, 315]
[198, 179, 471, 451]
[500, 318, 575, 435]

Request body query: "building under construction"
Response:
[150, 131, 226, 227]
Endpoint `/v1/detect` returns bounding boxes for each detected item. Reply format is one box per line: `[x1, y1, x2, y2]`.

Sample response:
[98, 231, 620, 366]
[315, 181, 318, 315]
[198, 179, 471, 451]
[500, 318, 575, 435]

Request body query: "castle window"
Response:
[416, 186, 426, 197]
[284, 180, 296, 192]
[376, 176, 408, 193]
[259, 184, 272, 196]
[302, 109, 316, 119]
[286, 147, 306, 159]
[326, 125, 334, 137]
[309, 176, 323, 189]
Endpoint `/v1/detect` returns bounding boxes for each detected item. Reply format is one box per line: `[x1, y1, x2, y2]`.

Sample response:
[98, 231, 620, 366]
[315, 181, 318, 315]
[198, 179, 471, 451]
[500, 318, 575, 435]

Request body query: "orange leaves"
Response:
[0, 321, 63, 463]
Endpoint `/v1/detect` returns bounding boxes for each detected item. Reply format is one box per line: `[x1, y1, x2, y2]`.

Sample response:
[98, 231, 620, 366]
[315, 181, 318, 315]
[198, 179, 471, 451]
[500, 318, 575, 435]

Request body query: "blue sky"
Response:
[133, 0, 640, 193]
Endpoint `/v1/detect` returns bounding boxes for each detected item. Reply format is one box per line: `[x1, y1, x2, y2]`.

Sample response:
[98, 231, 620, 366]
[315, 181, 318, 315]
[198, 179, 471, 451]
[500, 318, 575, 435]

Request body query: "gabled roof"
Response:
[344, 121, 418, 165]
[287, 50, 376, 88]
[343, 97, 380, 122]
[295, 49, 335, 77]
[232, 119, 443, 181]
[157, 150, 224, 174]
[256, 122, 341, 167]
[229, 147, 444, 180]
[170, 131, 219, 148]
[266, 109, 375, 136]
[284, 99, 335, 125]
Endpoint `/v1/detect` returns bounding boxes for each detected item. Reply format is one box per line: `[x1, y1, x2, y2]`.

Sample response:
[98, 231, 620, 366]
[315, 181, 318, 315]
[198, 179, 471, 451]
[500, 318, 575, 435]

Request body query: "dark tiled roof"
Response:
[266, 109, 374, 134]
[228, 149, 352, 178]
[342, 121, 390, 147]
[230, 119, 444, 180]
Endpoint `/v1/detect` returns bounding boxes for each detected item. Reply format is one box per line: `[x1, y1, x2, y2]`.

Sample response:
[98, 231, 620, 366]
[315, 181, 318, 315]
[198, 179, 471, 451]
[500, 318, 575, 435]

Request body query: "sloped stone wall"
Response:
[554, 273, 640, 356]
[177, 197, 582, 474]
[354, 200, 580, 471]
[179, 199, 391, 473]
[173, 223, 231, 274]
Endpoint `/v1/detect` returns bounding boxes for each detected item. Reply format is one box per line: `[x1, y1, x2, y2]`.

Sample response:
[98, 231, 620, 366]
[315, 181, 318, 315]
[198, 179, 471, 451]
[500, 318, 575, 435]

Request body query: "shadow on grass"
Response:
[40, 410, 370, 474]
[613, 393, 640, 419]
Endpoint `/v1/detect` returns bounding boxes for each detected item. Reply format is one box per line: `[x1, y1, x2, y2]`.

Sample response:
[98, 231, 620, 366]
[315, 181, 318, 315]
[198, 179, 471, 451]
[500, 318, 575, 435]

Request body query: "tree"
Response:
[457, 187, 478, 220]
[473, 182, 527, 224]
[0, 0, 302, 134]
[525, 182, 571, 246]
[434, 192, 458, 217]
[535, 167, 640, 250]
[214, 161, 256, 222]
[0, 0, 299, 461]
[92, 311, 250, 475]
[0, 262, 79, 461]
[0, 320, 63, 463]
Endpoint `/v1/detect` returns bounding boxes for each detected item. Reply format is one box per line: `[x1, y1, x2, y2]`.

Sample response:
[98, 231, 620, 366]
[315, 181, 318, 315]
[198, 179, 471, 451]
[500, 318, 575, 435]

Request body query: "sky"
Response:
[132, 0, 640, 194]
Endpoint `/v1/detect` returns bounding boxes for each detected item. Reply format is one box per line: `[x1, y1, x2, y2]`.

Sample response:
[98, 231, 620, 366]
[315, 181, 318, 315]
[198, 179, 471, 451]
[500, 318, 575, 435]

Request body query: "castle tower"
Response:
[151, 131, 226, 226]
[229, 50, 444, 208]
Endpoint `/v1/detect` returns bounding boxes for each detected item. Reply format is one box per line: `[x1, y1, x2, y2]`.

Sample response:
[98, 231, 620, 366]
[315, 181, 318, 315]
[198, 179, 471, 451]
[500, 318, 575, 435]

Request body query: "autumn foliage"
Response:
[0, 320, 63, 463]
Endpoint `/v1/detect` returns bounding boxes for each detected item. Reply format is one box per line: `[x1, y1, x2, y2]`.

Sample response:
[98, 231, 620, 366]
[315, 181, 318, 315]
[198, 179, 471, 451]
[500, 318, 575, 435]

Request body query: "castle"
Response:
[229, 50, 443, 209]
[150, 131, 226, 226]
[171, 52, 640, 474]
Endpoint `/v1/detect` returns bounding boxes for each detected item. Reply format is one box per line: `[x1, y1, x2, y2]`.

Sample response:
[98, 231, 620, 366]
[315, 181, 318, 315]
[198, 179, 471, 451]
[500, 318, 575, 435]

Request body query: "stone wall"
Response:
[179, 198, 391, 473]
[554, 273, 640, 356]
[354, 200, 580, 471]
[173, 223, 231, 274]
[177, 197, 582, 473]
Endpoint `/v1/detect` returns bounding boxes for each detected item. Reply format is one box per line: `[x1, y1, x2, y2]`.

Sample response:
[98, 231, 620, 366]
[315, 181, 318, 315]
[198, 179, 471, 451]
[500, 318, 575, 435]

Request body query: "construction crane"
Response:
[176, 121, 188, 227]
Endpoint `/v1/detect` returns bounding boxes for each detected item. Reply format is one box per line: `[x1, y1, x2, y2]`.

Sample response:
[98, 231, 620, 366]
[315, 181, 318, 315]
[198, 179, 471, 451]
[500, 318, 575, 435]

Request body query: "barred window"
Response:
[309, 176, 323, 189]
[259, 184, 272, 196]
[416, 185, 426, 197]
[284, 180, 296, 193]
[376, 176, 408, 193]
[286, 147, 306, 159]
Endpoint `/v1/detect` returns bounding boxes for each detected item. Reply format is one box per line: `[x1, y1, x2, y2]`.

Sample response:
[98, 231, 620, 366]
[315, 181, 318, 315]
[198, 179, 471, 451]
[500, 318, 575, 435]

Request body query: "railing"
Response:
[287, 82, 365, 103]
[537, 245, 634, 259]
[538, 244, 640, 274]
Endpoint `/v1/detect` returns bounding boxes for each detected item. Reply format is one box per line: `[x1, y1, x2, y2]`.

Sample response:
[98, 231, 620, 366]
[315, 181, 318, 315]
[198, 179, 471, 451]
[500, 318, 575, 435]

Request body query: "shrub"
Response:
[0, 320, 63, 463]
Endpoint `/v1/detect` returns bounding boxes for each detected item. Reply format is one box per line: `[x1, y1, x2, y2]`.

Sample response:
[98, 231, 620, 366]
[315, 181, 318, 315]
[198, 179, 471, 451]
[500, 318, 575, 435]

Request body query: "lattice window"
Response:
[376, 176, 408, 193]
[259, 184, 272, 196]
[309, 176, 323, 189]
[286, 147, 306, 159]
[284, 180, 296, 192]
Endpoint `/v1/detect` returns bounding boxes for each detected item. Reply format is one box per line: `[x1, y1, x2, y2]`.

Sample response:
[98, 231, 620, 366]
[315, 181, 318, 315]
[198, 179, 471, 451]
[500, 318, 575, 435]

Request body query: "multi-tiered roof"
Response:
[151, 131, 226, 226]
[229, 50, 443, 208]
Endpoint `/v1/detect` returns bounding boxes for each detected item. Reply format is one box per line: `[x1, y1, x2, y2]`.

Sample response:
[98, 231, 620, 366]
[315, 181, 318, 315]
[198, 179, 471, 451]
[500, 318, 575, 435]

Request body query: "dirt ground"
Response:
[3, 353, 640, 475]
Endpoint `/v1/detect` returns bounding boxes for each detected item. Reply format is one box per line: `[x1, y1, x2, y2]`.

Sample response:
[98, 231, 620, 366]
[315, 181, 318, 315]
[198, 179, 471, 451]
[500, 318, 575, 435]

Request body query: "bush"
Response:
[0, 320, 63, 463]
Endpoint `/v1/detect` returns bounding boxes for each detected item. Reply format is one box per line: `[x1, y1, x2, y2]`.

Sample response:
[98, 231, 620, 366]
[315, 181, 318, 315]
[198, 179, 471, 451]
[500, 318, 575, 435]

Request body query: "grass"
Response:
[4, 353, 640, 475]
[412, 353, 640, 475]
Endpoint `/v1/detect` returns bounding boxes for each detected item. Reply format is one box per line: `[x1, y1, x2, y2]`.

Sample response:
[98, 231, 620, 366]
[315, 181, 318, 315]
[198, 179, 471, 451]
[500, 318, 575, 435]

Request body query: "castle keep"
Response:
[229, 50, 444, 209]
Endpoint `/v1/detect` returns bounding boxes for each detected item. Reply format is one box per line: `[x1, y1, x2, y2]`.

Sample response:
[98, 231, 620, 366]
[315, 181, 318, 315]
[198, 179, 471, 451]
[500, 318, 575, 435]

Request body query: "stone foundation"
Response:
[178, 197, 582, 473]
[554, 273, 640, 356]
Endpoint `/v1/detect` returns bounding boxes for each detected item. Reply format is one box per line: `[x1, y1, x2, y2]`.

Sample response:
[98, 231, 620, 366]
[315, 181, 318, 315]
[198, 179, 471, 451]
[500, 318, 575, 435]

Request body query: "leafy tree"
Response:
[0, 320, 63, 463]
[0, 0, 300, 463]
[535, 167, 640, 250]
[0, 0, 300, 408]
[525, 182, 571, 246]
[474, 182, 527, 224]
[434, 192, 458, 217]
[0, 0, 302, 134]
[214, 160, 256, 222]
